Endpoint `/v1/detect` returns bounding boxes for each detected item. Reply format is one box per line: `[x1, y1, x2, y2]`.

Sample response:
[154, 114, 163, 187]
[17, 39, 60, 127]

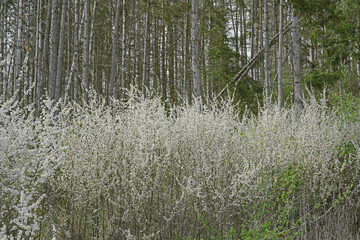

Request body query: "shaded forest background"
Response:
[1, 0, 359, 111]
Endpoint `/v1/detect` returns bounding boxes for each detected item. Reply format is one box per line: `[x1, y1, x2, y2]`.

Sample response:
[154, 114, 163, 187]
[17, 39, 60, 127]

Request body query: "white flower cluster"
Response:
[0, 99, 66, 239]
[1, 92, 359, 239]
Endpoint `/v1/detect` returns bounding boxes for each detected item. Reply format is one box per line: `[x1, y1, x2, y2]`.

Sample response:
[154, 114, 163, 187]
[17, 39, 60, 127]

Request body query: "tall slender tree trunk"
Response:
[183, 0, 190, 103]
[168, 14, 175, 102]
[264, 0, 271, 101]
[142, 1, 150, 97]
[230, 3, 240, 67]
[259, 1, 264, 83]
[38, 1, 51, 104]
[55, 0, 67, 101]
[0, 0, 6, 100]
[278, 0, 284, 108]
[82, 0, 90, 104]
[64, 53, 76, 105]
[109, 0, 121, 101]
[14, 0, 23, 101]
[250, 0, 256, 79]
[89, 0, 97, 69]
[34, 0, 42, 104]
[154, 17, 160, 92]
[73, 0, 80, 102]
[161, 0, 167, 101]
[134, 0, 139, 86]
[88, 0, 97, 91]
[242, 7, 248, 64]
[49, 0, 59, 100]
[120, 0, 126, 99]
[191, 0, 201, 112]
[272, 0, 277, 71]
[292, 11, 303, 119]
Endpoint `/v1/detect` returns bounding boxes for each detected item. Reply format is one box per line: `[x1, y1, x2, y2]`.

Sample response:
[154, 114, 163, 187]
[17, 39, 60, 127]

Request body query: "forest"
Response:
[1, 0, 360, 239]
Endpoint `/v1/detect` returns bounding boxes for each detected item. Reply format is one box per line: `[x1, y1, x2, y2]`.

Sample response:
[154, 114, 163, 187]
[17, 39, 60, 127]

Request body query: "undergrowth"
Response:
[1, 90, 360, 239]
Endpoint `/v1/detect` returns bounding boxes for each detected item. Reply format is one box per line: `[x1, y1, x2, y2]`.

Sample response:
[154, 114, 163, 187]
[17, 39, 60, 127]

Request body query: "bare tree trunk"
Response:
[14, 0, 23, 102]
[89, 0, 97, 68]
[102, 70, 106, 95]
[231, 2, 240, 66]
[134, 0, 139, 86]
[272, 0, 277, 71]
[168, 15, 175, 103]
[278, 0, 283, 108]
[82, 0, 90, 104]
[49, 0, 59, 100]
[55, 0, 67, 101]
[0, 0, 5, 100]
[292, 11, 303, 119]
[242, 7, 248, 64]
[191, 0, 201, 112]
[142, 1, 150, 97]
[120, 0, 126, 99]
[149, 15, 155, 91]
[73, 0, 80, 102]
[161, 0, 167, 101]
[259, 1, 264, 83]
[64, 53, 76, 105]
[250, 0, 257, 79]
[38, 1, 51, 104]
[154, 17, 160, 92]
[230, 1, 241, 67]
[264, 0, 271, 101]
[34, 0, 42, 104]
[183, 0, 190, 103]
[88, 0, 97, 91]
[109, 0, 121, 101]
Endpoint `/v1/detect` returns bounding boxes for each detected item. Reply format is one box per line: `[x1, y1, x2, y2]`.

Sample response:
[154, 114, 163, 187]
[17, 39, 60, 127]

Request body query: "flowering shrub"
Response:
[0, 99, 66, 239]
[1, 91, 360, 239]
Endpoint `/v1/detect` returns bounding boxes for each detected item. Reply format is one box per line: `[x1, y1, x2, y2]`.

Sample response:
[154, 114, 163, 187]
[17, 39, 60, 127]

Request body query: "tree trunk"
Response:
[167, 14, 175, 102]
[34, 0, 42, 105]
[14, 0, 23, 102]
[154, 17, 160, 93]
[38, 1, 51, 104]
[231, 2, 240, 67]
[120, 0, 126, 99]
[264, 0, 271, 101]
[109, 0, 121, 101]
[55, 0, 67, 101]
[292, 11, 303, 119]
[49, 0, 59, 100]
[142, 1, 150, 97]
[89, 0, 97, 69]
[242, 7, 248, 64]
[250, 0, 257, 79]
[278, 0, 283, 108]
[161, 0, 167, 101]
[134, 0, 139, 86]
[0, 0, 5, 100]
[73, 0, 80, 102]
[82, 0, 90, 104]
[64, 53, 77, 105]
[88, 0, 97, 92]
[191, 0, 201, 112]
[183, 0, 190, 103]
[259, 1, 264, 83]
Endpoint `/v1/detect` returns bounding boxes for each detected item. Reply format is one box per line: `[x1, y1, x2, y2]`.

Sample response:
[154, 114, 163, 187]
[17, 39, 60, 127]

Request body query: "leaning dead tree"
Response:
[215, 20, 293, 100]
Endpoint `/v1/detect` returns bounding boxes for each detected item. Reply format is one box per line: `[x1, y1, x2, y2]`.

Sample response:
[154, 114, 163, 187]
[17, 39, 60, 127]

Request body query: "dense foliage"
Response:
[1, 90, 360, 239]
[2, 0, 360, 238]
